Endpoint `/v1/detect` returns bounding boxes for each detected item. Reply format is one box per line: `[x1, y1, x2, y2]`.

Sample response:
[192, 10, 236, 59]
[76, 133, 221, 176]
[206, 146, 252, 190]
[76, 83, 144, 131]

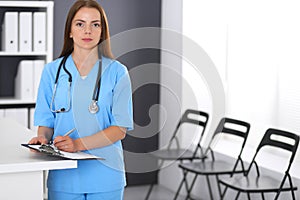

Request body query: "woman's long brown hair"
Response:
[59, 0, 113, 59]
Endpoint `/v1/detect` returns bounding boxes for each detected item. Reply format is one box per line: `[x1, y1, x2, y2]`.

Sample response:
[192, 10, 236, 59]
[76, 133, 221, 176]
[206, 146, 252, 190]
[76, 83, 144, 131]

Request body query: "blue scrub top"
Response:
[34, 55, 133, 193]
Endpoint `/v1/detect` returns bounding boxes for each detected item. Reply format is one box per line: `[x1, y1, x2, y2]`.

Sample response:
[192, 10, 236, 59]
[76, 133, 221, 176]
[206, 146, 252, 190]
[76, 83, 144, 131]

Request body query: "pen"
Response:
[49, 128, 76, 146]
[63, 128, 76, 137]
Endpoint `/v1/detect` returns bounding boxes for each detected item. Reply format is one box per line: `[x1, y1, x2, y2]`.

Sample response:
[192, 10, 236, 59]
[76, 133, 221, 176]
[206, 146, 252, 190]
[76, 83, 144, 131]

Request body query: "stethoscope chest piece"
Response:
[88, 100, 99, 114]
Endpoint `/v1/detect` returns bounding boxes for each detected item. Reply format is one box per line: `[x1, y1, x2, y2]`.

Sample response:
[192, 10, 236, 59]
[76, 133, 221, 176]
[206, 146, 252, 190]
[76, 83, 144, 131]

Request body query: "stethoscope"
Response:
[50, 54, 102, 114]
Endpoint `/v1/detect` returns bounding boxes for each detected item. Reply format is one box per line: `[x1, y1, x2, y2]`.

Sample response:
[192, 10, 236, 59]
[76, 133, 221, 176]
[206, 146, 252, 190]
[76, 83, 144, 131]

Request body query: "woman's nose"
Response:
[84, 25, 92, 34]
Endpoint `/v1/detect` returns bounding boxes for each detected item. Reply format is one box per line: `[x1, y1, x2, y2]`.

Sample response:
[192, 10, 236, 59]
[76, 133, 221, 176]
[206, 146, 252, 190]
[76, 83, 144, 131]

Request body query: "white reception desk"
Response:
[0, 118, 77, 200]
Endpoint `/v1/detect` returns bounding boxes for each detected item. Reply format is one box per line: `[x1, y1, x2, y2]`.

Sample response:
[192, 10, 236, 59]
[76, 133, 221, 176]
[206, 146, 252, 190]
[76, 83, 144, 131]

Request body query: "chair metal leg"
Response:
[247, 192, 251, 200]
[206, 175, 214, 200]
[261, 193, 265, 200]
[275, 174, 296, 200]
[185, 174, 198, 200]
[234, 191, 240, 200]
[185, 194, 189, 200]
[144, 183, 154, 200]
[173, 179, 184, 200]
[144, 160, 164, 200]
[291, 189, 296, 200]
[288, 175, 296, 200]
[220, 186, 228, 200]
[216, 175, 223, 199]
[173, 169, 188, 200]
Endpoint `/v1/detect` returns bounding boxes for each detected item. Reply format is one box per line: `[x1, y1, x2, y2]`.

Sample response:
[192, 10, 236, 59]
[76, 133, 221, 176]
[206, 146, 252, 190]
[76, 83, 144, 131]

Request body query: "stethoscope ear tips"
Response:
[60, 108, 66, 112]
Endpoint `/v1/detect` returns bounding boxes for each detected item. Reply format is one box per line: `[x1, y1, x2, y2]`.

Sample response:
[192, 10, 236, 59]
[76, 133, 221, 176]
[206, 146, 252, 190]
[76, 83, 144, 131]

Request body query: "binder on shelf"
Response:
[33, 12, 46, 52]
[3, 109, 28, 128]
[33, 60, 45, 100]
[30, 108, 37, 131]
[19, 12, 32, 52]
[1, 12, 18, 52]
[15, 60, 34, 100]
[0, 109, 4, 118]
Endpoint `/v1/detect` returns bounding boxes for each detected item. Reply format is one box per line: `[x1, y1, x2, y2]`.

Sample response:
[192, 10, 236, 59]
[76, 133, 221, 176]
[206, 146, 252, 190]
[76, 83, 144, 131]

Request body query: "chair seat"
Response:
[178, 159, 245, 175]
[150, 149, 205, 160]
[219, 174, 298, 193]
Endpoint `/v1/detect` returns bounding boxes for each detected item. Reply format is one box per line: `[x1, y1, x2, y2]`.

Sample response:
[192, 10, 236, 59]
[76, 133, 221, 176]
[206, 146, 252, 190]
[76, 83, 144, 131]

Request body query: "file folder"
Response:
[33, 12, 46, 52]
[1, 12, 18, 52]
[19, 12, 32, 52]
[22, 144, 104, 160]
[33, 60, 45, 100]
[15, 60, 34, 100]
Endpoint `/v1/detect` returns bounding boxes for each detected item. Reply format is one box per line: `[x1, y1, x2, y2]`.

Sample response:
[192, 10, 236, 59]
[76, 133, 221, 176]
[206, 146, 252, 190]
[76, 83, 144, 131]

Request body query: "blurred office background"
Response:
[1, 0, 300, 199]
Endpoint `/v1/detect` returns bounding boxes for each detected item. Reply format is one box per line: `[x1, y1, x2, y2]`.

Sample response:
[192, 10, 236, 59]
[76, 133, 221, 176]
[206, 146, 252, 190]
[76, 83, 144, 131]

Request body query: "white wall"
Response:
[159, 0, 184, 193]
[182, 0, 300, 178]
[183, 0, 300, 198]
[160, 0, 300, 198]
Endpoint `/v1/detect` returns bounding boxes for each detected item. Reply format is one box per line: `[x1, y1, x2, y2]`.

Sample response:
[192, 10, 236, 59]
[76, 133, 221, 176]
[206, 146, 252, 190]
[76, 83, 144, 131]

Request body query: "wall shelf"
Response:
[0, 1, 53, 130]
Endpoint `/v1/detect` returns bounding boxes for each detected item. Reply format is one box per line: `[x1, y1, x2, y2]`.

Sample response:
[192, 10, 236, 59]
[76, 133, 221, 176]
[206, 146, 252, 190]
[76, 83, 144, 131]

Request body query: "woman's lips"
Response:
[82, 38, 92, 42]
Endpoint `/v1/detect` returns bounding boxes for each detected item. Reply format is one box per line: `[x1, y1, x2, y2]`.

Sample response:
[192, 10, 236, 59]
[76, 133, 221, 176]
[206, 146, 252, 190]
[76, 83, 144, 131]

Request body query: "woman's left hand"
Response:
[53, 136, 78, 152]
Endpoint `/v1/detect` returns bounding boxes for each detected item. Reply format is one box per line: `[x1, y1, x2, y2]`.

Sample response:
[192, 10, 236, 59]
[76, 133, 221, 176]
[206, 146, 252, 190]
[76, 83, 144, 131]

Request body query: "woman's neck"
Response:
[72, 49, 99, 76]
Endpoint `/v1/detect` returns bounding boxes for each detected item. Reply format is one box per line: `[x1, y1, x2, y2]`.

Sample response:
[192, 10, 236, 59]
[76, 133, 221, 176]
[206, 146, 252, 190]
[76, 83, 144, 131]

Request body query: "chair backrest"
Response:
[249, 128, 299, 174]
[206, 117, 251, 159]
[168, 109, 209, 149]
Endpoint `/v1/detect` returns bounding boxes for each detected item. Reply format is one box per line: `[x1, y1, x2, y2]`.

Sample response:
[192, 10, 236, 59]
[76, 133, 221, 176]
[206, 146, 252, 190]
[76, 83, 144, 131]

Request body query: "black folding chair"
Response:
[219, 128, 299, 200]
[144, 109, 209, 200]
[174, 117, 250, 200]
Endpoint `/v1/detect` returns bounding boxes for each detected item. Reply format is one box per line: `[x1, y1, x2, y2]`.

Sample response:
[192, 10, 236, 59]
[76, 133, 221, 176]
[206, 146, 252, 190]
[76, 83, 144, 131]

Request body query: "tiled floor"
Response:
[124, 185, 187, 200]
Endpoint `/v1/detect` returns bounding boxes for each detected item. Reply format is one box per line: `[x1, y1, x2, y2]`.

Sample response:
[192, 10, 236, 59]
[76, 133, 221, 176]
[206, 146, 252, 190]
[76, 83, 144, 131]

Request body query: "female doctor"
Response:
[28, 0, 133, 199]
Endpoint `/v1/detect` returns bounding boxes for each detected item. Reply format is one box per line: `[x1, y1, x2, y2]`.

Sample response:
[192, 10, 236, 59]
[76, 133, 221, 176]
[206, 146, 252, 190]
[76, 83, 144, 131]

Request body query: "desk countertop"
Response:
[0, 144, 77, 174]
[0, 118, 77, 174]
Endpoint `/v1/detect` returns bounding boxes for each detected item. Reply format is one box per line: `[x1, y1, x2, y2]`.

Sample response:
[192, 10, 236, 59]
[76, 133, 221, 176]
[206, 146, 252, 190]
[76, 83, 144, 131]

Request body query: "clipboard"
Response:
[21, 144, 104, 160]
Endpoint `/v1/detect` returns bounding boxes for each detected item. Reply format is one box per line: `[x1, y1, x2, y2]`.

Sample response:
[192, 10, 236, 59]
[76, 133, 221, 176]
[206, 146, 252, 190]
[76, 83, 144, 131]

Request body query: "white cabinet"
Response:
[0, 1, 53, 129]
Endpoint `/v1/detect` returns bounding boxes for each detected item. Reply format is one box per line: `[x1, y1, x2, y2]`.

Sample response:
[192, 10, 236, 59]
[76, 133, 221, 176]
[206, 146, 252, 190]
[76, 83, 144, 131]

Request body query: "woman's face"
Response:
[70, 7, 102, 52]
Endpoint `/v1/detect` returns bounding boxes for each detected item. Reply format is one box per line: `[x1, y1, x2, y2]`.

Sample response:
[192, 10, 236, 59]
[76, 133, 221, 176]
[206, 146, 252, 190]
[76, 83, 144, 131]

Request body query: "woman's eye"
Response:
[76, 22, 84, 27]
[93, 23, 101, 28]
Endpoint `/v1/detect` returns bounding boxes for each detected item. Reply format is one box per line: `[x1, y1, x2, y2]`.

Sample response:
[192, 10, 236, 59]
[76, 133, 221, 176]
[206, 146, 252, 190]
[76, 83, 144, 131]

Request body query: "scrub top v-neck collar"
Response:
[68, 55, 100, 81]
[72, 60, 100, 137]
